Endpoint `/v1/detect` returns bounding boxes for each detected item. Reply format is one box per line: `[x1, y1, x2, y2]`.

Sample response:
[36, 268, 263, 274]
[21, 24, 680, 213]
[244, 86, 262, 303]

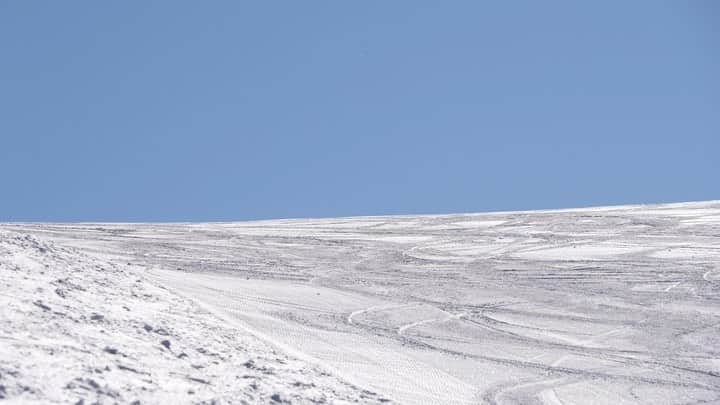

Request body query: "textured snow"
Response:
[0, 234, 388, 404]
[2, 200, 720, 404]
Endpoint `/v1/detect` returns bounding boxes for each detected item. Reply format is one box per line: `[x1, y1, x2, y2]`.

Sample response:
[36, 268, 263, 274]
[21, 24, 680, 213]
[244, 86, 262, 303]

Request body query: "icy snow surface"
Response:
[2, 201, 720, 404]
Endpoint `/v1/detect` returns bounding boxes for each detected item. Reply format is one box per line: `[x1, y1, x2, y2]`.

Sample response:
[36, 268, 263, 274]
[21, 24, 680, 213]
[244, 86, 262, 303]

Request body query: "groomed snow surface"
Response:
[2, 201, 720, 404]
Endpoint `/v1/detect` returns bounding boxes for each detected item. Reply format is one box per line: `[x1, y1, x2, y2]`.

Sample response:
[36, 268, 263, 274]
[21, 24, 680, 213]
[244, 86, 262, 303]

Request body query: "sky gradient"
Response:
[1, 2, 718, 221]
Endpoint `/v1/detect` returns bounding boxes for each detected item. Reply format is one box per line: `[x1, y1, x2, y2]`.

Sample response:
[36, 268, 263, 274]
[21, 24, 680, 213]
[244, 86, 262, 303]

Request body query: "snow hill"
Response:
[2, 201, 720, 404]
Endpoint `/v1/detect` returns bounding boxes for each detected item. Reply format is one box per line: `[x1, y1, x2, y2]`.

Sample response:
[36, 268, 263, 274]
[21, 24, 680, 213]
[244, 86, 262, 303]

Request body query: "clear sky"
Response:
[1, 2, 718, 221]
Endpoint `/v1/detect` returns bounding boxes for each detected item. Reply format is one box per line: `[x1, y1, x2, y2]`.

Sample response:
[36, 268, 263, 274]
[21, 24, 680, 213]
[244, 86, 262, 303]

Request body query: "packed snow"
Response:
[2, 201, 720, 404]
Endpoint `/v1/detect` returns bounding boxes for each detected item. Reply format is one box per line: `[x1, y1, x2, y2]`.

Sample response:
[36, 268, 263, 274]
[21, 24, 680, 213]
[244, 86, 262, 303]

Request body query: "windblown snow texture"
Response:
[2, 201, 720, 404]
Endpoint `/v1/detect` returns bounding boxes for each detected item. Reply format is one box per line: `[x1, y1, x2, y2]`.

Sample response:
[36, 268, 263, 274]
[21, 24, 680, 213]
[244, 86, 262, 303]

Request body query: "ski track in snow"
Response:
[397, 312, 465, 336]
[3, 200, 720, 404]
[348, 304, 407, 326]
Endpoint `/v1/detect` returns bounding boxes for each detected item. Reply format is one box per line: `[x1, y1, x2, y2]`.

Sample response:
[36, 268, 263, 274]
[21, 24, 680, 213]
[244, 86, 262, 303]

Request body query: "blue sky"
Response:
[1, 2, 718, 221]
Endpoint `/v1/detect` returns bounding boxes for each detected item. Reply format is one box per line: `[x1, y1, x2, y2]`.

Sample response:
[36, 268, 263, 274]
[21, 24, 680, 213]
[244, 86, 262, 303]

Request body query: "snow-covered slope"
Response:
[0, 232, 388, 404]
[2, 201, 720, 404]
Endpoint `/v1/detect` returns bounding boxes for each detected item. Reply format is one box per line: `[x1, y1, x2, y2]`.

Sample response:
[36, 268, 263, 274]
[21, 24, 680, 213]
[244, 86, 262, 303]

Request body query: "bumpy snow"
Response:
[2, 201, 720, 404]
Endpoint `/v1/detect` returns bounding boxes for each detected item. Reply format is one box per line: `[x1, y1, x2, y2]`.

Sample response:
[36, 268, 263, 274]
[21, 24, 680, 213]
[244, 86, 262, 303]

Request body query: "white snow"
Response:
[2, 200, 720, 404]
